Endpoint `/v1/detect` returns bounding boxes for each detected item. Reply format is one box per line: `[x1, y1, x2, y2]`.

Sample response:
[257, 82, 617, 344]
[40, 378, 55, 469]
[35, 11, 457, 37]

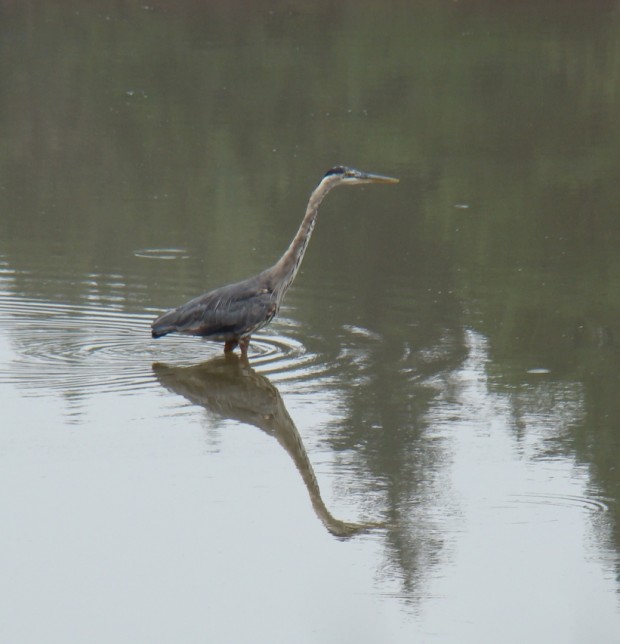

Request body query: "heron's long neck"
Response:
[271, 178, 335, 299]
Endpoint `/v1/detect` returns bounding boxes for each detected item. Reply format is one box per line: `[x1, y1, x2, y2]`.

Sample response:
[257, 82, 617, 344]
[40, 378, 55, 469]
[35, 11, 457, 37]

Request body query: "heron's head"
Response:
[323, 165, 399, 186]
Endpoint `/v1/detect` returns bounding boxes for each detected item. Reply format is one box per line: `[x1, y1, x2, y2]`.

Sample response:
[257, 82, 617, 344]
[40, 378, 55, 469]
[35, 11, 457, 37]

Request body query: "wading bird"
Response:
[151, 166, 399, 355]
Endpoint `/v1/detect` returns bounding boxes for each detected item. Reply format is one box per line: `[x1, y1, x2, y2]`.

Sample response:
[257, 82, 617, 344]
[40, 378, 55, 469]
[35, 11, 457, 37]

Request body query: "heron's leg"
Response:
[224, 340, 238, 353]
[238, 337, 250, 356]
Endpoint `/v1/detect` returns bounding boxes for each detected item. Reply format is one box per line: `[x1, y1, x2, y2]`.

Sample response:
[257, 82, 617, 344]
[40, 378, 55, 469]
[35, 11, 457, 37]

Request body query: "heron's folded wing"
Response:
[152, 281, 276, 338]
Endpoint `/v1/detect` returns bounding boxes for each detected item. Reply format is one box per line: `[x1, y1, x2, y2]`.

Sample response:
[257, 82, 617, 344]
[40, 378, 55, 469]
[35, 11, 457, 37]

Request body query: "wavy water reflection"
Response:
[0, 285, 383, 402]
[0, 291, 156, 395]
[153, 356, 383, 538]
[509, 492, 611, 514]
[133, 248, 190, 260]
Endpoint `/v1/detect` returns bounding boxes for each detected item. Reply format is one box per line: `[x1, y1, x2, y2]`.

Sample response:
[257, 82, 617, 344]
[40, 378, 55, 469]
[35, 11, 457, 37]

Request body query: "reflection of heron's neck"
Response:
[271, 176, 339, 301]
[271, 391, 380, 539]
[153, 358, 381, 539]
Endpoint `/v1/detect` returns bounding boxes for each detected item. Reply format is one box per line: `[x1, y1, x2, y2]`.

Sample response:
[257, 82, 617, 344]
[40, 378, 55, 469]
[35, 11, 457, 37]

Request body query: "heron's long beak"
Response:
[360, 171, 400, 184]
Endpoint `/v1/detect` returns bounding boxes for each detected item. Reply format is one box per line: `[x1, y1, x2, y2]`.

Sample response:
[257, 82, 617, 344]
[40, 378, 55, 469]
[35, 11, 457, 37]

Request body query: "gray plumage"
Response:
[151, 166, 399, 355]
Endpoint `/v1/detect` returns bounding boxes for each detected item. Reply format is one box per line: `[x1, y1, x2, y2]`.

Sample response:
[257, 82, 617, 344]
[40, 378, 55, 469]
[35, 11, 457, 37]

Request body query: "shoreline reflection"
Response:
[152, 355, 383, 539]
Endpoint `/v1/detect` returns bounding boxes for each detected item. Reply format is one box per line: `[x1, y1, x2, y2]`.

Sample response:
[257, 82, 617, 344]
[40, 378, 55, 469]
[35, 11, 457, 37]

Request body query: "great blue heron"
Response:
[151, 166, 399, 354]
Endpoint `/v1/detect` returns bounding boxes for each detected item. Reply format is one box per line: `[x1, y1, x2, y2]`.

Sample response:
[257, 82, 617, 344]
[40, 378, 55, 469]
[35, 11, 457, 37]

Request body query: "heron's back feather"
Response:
[151, 273, 278, 341]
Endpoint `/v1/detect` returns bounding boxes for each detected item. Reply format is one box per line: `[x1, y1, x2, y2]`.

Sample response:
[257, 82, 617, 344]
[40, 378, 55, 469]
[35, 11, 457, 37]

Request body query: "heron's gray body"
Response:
[151, 166, 398, 354]
[151, 271, 278, 342]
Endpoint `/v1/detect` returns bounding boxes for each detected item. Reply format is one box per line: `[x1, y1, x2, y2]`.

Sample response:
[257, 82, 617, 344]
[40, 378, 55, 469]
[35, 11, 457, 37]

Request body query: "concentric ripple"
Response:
[0, 291, 375, 399]
[510, 492, 611, 514]
[133, 247, 190, 260]
[248, 317, 337, 388]
[0, 291, 158, 395]
[249, 317, 384, 392]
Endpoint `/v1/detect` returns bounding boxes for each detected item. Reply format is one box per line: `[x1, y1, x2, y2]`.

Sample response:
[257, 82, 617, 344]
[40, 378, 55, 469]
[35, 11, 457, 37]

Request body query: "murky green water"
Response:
[2, 2, 620, 642]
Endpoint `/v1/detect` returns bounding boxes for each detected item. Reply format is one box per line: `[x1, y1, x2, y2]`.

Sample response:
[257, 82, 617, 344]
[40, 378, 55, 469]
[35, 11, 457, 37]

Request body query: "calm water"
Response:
[2, 1, 620, 642]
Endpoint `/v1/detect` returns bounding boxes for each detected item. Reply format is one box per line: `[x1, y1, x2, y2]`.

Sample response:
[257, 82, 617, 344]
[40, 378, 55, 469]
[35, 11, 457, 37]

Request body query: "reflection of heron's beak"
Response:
[359, 172, 400, 185]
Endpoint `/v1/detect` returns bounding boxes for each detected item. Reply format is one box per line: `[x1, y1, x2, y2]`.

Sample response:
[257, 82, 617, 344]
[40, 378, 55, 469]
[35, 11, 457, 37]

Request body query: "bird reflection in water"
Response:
[152, 355, 383, 539]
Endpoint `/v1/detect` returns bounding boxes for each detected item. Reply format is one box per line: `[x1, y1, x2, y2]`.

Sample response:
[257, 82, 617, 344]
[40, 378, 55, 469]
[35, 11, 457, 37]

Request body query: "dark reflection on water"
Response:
[153, 355, 384, 539]
[321, 305, 469, 595]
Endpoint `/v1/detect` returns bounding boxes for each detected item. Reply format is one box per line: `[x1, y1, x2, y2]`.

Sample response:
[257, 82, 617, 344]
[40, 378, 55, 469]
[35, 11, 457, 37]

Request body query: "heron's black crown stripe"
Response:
[324, 166, 347, 177]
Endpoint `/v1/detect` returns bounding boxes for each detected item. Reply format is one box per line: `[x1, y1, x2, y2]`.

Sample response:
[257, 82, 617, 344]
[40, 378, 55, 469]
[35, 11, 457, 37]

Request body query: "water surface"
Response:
[1, 2, 620, 642]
